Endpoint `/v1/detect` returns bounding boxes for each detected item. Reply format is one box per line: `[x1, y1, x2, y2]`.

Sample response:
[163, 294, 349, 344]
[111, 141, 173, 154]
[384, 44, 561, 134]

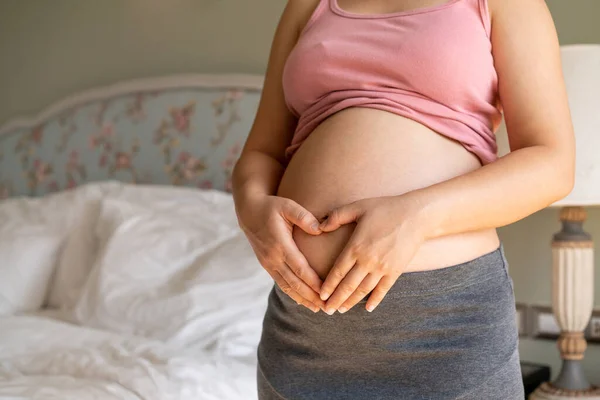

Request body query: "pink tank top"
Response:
[282, 0, 502, 165]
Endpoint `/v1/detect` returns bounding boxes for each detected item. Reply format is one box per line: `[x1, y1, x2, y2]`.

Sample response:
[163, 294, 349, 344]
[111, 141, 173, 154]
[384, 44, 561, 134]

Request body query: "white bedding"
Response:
[0, 315, 259, 400]
[0, 182, 274, 400]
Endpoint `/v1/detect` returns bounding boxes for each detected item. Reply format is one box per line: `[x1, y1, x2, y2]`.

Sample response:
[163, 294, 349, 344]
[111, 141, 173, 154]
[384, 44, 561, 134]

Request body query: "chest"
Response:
[283, 10, 495, 112]
[335, 0, 457, 15]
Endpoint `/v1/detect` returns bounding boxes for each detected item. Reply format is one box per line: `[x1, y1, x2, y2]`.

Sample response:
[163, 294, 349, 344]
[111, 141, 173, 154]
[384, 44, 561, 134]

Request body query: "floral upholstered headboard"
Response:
[0, 74, 263, 198]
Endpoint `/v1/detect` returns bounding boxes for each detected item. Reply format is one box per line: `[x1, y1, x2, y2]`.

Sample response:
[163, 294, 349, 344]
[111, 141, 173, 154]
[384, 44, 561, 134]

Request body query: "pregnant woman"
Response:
[232, 0, 575, 398]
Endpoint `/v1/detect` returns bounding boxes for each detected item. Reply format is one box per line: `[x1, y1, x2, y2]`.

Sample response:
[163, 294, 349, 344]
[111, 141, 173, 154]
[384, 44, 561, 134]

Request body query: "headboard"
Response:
[0, 74, 263, 198]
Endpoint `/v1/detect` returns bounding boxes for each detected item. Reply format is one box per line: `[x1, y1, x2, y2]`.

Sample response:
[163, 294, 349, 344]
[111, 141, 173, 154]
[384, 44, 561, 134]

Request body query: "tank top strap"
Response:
[475, 0, 492, 38]
[455, 0, 492, 38]
[300, 0, 330, 37]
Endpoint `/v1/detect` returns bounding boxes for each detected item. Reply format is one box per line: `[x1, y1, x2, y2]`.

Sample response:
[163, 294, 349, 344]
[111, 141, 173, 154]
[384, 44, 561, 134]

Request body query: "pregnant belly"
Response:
[277, 108, 500, 280]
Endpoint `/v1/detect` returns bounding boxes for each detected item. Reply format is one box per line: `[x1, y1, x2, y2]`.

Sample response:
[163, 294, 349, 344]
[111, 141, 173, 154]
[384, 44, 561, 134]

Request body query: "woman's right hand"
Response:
[237, 193, 326, 313]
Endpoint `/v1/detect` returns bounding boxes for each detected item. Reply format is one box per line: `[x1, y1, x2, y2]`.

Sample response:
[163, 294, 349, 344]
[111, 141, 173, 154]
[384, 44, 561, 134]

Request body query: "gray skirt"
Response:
[256, 245, 524, 400]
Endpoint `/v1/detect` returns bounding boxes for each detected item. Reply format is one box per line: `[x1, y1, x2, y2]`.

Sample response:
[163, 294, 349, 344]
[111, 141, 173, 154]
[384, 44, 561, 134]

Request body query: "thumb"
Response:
[282, 202, 322, 235]
[319, 202, 364, 232]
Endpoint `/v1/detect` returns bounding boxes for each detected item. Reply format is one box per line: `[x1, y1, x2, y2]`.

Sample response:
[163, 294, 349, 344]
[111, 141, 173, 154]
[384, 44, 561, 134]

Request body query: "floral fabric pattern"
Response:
[0, 88, 260, 198]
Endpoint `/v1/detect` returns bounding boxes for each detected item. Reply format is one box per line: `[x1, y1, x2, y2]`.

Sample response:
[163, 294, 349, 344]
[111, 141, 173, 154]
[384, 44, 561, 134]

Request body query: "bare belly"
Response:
[276, 108, 500, 280]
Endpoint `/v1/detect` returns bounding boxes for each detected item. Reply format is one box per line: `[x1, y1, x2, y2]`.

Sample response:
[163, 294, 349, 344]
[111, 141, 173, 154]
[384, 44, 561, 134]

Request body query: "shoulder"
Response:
[283, 0, 322, 36]
[487, 0, 552, 26]
[486, 0, 558, 57]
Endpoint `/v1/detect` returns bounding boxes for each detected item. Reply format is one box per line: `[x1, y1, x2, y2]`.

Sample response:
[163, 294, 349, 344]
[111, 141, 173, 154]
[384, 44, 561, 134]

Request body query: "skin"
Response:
[232, 0, 575, 315]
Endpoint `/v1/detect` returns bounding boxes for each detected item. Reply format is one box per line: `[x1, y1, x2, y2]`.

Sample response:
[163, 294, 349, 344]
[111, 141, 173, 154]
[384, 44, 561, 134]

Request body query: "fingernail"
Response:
[311, 222, 320, 232]
[311, 306, 320, 313]
[320, 292, 330, 301]
[325, 307, 335, 315]
[366, 305, 375, 312]
[338, 306, 347, 314]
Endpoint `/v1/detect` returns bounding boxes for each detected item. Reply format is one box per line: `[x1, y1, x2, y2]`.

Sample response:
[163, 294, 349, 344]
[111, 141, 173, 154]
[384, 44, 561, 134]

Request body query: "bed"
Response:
[0, 74, 272, 399]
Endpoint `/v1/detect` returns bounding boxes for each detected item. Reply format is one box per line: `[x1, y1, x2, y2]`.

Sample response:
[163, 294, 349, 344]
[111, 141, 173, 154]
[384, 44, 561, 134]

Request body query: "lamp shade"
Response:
[496, 44, 600, 207]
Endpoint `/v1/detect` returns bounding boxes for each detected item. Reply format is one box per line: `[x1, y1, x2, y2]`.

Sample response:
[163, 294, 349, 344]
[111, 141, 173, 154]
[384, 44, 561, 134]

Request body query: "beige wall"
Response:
[1, 0, 599, 381]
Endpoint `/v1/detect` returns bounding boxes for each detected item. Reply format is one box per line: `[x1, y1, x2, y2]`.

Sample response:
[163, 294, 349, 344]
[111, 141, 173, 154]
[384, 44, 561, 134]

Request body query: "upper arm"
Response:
[241, 0, 319, 164]
[489, 0, 575, 163]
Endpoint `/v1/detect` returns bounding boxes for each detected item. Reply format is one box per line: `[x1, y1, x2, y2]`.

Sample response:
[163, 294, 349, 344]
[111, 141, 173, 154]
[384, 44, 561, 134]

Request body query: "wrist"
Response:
[398, 189, 441, 242]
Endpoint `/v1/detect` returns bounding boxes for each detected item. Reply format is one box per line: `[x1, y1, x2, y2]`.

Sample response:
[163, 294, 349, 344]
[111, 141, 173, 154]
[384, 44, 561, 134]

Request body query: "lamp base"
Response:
[529, 206, 598, 400]
[529, 383, 600, 400]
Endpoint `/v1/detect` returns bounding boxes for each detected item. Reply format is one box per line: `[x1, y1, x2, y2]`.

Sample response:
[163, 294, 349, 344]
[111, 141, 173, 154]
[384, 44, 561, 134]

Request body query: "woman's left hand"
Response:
[317, 194, 427, 315]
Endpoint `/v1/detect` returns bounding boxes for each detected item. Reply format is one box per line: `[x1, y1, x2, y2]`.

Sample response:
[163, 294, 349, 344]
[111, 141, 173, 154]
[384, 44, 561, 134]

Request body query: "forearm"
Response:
[231, 150, 285, 214]
[411, 145, 574, 240]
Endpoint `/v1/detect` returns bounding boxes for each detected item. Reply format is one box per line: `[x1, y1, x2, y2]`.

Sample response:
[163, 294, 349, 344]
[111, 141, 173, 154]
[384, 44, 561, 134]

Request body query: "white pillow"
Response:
[73, 196, 272, 350]
[43, 182, 123, 309]
[45, 182, 237, 310]
[0, 222, 63, 315]
[46, 199, 103, 309]
[112, 183, 239, 223]
[0, 189, 95, 313]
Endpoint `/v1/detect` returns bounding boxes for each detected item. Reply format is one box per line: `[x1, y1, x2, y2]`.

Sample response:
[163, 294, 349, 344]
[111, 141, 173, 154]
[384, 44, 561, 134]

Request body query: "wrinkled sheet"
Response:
[0, 314, 260, 400]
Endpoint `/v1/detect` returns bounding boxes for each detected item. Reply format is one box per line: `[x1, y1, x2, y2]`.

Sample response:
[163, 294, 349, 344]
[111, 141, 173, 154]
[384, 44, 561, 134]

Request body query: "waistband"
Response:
[369, 244, 508, 298]
[273, 244, 509, 302]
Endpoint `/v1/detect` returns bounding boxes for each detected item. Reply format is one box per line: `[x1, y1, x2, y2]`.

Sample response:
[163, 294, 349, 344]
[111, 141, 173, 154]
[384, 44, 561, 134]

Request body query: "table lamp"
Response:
[497, 44, 600, 399]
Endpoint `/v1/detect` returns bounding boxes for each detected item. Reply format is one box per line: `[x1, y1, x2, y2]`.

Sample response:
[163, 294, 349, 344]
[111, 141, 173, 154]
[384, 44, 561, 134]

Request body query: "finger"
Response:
[281, 235, 324, 294]
[282, 201, 322, 235]
[278, 262, 326, 309]
[273, 270, 321, 313]
[323, 265, 370, 315]
[365, 275, 398, 312]
[319, 245, 358, 301]
[338, 273, 381, 314]
[319, 202, 364, 232]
